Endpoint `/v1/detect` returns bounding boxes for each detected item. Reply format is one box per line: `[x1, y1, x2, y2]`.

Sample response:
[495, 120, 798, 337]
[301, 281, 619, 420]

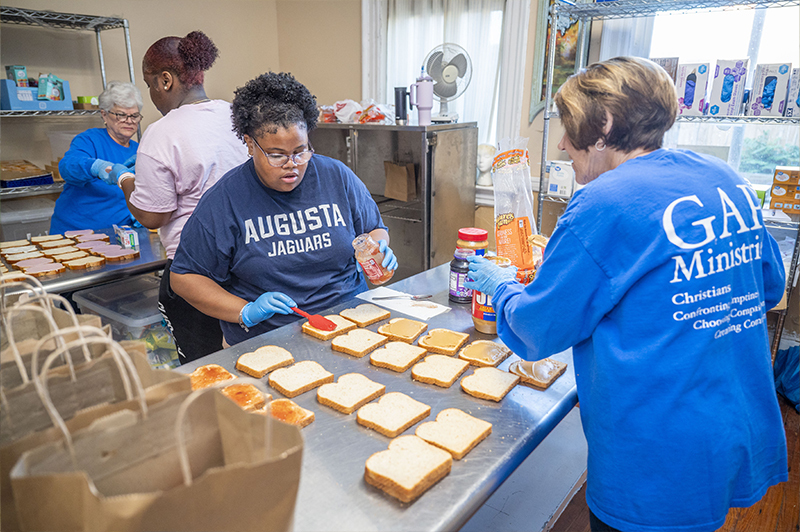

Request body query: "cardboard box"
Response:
[0, 79, 73, 111]
[676, 63, 709, 116]
[72, 102, 99, 109]
[5, 65, 28, 87]
[773, 166, 800, 186]
[707, 59, 748, 116]
[747, 63, 792, 116]
[650, 57, 679, 82]
[785, 68, 800, 117]
[546, 161, 574, 198]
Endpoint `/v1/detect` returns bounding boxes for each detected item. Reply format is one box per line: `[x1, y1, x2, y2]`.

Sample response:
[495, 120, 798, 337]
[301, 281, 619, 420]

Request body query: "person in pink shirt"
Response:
[116, 30, 248, 363]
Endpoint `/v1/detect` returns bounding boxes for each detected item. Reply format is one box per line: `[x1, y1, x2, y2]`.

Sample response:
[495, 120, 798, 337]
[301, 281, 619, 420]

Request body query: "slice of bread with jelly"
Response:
[301, 315, 357, 341]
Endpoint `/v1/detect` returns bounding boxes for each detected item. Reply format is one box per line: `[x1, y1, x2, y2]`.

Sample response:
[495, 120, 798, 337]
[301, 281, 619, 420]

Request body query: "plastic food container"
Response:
[0, 197, 55, 241]
[72, 274, 178, 369]
[456, 227, 488, 256]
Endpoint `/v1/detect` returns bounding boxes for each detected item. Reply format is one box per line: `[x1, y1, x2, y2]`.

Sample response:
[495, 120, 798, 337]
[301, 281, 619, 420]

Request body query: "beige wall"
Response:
[1, 0, 361, 168]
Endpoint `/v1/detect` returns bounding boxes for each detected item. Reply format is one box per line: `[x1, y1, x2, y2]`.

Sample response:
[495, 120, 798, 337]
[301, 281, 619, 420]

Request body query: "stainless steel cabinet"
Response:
[310, 122, 478, 282]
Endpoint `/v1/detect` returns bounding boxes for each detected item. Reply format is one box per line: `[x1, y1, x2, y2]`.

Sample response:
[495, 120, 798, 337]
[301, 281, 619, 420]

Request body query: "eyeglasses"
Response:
[106, 111, 143, 123]
[252, 137, 314, 167]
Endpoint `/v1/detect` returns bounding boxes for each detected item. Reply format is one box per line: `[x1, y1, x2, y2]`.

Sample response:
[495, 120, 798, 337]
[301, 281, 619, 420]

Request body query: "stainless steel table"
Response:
[178, 264, 578, 532]
[3, 227, 167, 294]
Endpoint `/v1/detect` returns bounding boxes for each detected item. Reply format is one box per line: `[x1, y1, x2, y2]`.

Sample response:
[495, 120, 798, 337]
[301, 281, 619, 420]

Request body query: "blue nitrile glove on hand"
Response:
[122, 153, 137, 169]
[463, 255, 518, 299]
[378, 239, 398, 271]
[99, 164, 134, 186]
[90, 158, 114, 178]
[240, 292, 297, 328]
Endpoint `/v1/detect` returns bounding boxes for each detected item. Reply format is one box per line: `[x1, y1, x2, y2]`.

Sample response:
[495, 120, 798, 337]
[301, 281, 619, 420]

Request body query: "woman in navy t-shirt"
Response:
[170, 72, 397, 346]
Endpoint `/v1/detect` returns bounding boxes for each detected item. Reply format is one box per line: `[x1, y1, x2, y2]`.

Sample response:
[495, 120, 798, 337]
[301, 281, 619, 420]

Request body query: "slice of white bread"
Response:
[268, 360, 334, 398]
[235, 345, 294, 378]
[221, 383, 270, 411]
[357, 392, 431, 438]
[37, 238, 75, 249]
[41, 246, 80, 257]
[458, 340, 512, 367]
[461, 367, 520, 402]
[1, 239, 30, 248]
[415, 408, 492, 460]
[301, 314, 357, 340]
[377, 317, 428, 343]
[1, 245, 37, 256]
[316, 373, 386, 414]
[5, 251, 45, 264]
[370, 342, 427, 373]
[364, 435, 452, 503]
[508, 358, 568, 390]
[339, 303, 390, 327]
[411, 355, 469, 388]
[22, 263, 66, 277]
[30, 234, 62, 243]
[52, 251, 88, 262]
[189, 364, 234, 390]
[417, 328, 470, 356]
[331, 329, 388, 358]
[258, 398, 315, 428]
[64, 256, 106, 270]
[63, 229, 93, 238]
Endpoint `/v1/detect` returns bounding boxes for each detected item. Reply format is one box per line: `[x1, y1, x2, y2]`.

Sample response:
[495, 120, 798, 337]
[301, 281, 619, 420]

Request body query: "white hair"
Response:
[98, 81, 143, 111]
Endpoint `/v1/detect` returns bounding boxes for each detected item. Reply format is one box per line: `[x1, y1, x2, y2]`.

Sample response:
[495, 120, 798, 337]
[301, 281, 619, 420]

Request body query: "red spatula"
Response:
[291, 307, 337, 331]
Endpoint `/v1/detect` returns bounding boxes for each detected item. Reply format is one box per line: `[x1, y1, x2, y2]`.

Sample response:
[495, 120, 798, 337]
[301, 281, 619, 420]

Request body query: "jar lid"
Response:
[458, 227, 488, 241]
[454, 248, 475, 258]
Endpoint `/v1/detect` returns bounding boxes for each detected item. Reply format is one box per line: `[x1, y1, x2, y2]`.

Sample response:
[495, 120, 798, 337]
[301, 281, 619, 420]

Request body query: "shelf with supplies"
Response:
[0, 109, 102, 117]
[537, 0, 800, 359]
[0, 183, 64, 199]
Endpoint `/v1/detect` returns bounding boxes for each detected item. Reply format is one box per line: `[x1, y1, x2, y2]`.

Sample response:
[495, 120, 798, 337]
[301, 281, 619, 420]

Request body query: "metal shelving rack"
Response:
[0, 6, 136, 199]
[537, 0, 800, 357]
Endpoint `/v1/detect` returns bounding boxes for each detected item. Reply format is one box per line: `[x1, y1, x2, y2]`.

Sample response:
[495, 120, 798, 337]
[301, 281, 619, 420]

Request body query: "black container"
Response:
[394, 87, 409, 124]
[449, 248, 474, 304]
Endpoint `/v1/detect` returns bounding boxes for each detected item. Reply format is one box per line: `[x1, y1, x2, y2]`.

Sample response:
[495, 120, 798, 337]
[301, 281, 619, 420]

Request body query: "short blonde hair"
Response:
[98, 81, 143, 111]
[555, 56, 677, 152]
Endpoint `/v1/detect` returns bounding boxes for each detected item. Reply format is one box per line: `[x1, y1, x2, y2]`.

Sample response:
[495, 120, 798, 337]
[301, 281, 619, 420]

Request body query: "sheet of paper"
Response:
[356, 286, 451, 321]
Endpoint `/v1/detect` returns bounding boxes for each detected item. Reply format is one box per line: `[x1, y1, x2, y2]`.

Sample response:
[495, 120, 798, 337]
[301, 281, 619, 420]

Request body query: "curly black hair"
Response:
[231, 72, 318, 141]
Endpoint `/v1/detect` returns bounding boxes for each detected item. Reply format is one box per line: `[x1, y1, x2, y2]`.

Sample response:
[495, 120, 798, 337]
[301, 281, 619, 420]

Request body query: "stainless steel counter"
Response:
[178, 264, 577, 532]
[2, 227, 167, 293]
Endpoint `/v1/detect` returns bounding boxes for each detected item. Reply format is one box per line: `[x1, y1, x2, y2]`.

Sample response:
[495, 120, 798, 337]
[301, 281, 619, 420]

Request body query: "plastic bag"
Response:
[358, 99, 394, 124]
[334, 99, 363, 123]
[319, 105, 337, 123]
[492, 137, 542, 284]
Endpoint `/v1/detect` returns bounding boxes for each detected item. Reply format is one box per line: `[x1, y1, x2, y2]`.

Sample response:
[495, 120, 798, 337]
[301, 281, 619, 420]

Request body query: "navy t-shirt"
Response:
[170, 154, 387, 345]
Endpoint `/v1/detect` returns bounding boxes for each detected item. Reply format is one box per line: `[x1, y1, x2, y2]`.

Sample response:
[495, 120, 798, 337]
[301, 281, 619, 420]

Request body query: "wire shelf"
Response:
[378, 199, 424, 223]
[553, 0, 800, 19]
[0, 110, 102, 117]
[0, 183, 64, 198]
[0, 6, 125, 31]
[676, 115, 800, 125]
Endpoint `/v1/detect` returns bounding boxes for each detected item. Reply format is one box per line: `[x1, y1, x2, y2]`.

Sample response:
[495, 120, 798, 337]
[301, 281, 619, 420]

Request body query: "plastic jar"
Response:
[353, 233, 395, 285]
[471, 256, 512, 334]
[449, 248, 475, 304]
[456, 227, 488, 256]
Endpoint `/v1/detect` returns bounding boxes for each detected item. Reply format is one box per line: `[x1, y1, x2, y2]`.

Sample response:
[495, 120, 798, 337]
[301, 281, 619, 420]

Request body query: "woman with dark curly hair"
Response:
[169, 72, 397, 346]
[114, 30, 248, 363]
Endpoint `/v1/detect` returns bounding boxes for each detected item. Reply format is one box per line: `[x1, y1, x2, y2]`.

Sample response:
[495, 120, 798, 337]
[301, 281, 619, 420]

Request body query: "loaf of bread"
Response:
[64, 256, 106, 270]
[268, 360, 334, 398]
[357, 392, 431, 438]
[235, 345, 294, 378]
[458, 340, 512, 367]
[37, 238, 75, 249]
[331, 329, 388, 357]
[259, 398, 315, 428]
[417, 328, 469, 356]
[221, 383, 269, 411]
[411, 355, 469, 388]
[370, 342, 427, 373]
[339, 303, 390, 327]
[317, 373, 385, 414]
[377, 317, 428, 343]
[508, 358, 568, 390]
[301, 315, 356, 340]
[461, 367, 520, 402]
[189, 364, 234, 390]
[365, 435, 452, 503]
[415, 408, 492, 460]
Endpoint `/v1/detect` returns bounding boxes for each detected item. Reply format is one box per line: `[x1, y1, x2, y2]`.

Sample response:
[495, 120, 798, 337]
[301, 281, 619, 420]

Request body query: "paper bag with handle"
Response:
[492, 137, 543, 284]
[1, 329, 191, 532]
[11, 376, 304, 532]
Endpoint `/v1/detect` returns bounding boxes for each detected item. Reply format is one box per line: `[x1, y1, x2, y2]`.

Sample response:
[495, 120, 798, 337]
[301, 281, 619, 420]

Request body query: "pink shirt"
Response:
[130, 100, 248, 259]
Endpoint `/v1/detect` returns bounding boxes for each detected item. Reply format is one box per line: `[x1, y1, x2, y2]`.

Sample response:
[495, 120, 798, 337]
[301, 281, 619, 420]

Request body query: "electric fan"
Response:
[423, 43, 473, 123]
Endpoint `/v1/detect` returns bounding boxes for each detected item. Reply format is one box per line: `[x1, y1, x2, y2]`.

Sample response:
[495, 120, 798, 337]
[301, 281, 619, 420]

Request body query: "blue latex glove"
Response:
[122, 153, 137, 168]
[378, 239, 398, 271]
[463, 255, 518, 298]
[90, 158, 114, 178]
[99, 164, 133, 186]
[240, 292, 297, 328]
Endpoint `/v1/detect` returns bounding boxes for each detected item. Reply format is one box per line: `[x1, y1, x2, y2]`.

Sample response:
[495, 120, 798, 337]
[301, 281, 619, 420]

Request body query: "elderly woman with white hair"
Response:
[50, 80, 143, 233]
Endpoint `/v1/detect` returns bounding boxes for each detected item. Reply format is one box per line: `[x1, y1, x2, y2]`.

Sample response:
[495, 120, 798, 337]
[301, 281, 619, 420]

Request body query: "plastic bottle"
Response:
[449, 248, 475, 304]
[353, 233, 395, 285]
[456, 227, 488, 256]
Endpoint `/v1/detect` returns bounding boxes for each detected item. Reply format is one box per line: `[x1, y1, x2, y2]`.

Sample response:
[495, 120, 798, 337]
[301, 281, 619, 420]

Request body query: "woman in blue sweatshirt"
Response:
[466, 57, 787, 532]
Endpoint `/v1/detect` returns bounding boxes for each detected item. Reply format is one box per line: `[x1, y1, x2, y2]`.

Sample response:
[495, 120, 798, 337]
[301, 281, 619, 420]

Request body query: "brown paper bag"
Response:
[1, 332, 191, 532]
[384, 160, 417, 202]
[11, 386, 303, 532]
